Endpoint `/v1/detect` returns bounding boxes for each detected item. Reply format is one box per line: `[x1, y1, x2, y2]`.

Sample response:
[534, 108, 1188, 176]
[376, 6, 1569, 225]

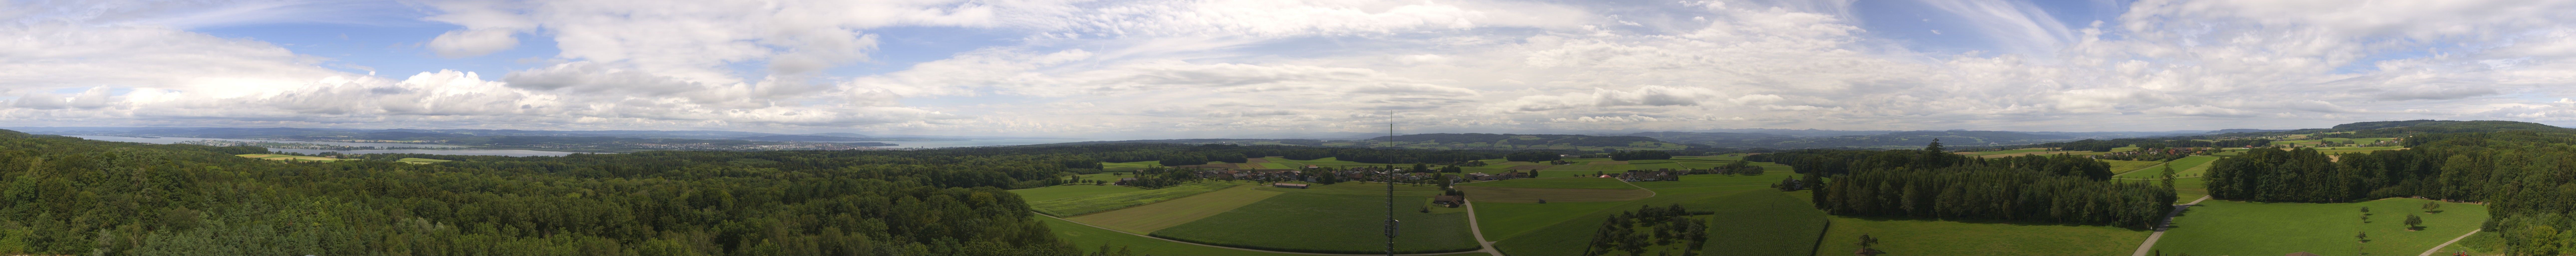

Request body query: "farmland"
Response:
[234, 154, 348, 162]
[394, 157, 452, 164]
[1454, 177, 1637, 189]
[2149, 198, 2488, 256]
[1812, 216, 2150, 256]
[1067, 184, 1285, 233]
[1028, 182, 1237, 216]
[1148, 192, 1482, 254]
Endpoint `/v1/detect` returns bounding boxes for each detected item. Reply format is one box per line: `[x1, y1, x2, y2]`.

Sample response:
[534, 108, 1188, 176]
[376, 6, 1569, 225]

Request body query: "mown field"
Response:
[1812, 216, 2149, 256]
[1067, 184, 1285, 234]
[1148, 192, 1481, 254]
[1013, 183, 1147, 202]
[2150, 198, 2488, 256]
[1629, 173, 1799, 189]
[1702, 190, 1829, 256]
[1490, 186, 1771, 256]
[2103, 159, 2164, 176]
[1456, 177, 1637, 189]
[1454, 186, 1652, 203]
[1039, 217, 1320, 256]
[1028, 182, 1236, 216]
[2114, 156, 2221, 179]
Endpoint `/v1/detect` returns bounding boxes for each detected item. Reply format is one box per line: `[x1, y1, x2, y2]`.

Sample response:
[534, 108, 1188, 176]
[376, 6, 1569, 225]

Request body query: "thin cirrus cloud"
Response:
[3, 0, 2576, 137]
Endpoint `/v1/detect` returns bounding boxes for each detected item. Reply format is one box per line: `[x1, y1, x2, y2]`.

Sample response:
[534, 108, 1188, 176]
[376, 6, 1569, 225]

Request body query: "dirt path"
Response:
[2418, 230, 2480, 256]
[2131, 196, 2213, 256]
[1040, 212, 1473, 256]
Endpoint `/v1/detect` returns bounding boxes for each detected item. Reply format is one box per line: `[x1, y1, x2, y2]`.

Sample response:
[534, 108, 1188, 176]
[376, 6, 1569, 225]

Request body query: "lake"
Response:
[67, 135, 582, 156]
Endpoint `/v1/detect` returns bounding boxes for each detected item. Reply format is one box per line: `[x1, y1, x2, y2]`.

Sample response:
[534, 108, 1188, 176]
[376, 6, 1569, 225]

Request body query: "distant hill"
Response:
[2204, 120, 2576, 138]
[735, 135, 873, 141]
[1630, 130, 2085, 149]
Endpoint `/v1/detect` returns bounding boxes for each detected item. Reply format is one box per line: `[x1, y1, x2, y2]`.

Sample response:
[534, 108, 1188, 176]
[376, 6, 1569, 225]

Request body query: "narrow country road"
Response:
[2418, 230, 2480, 256]
[2132, 196, 2213, 256]
[1461, 200, 1503, 256]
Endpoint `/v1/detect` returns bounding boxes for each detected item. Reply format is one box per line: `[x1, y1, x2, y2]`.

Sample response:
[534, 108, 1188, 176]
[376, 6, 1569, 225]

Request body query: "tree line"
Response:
[1765, 140, 2171, 228]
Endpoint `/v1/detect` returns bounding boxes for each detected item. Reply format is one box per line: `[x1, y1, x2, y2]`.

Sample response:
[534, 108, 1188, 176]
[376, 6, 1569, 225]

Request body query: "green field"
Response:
[394, 158, 452, 164]
[1100, 160, 1160, 171]
[1473, 200, 1633, 239]
[2104, 159, 2164, 175]
[1702, 190, 1830, 256]
[2115, 156, 2221, 179]
[1013, 184, 1148, 202]
[1490, 186, 1771, 256]
[1148, 192, 1481, 254]
[1456, 177, 1638, 189]
[1028, 182, 1237, 216]
[1258, 157, 1375, 168]
[1040, 217, 1323, 256]
[1067, 184, 1286, 234]
[2150, 198, 2489, 256]
[1454, 186, 1653, 203]
[2315, 146, 2409, 154]
[1814, 216, 2149, 256]
[1629, 173, 1800, 189]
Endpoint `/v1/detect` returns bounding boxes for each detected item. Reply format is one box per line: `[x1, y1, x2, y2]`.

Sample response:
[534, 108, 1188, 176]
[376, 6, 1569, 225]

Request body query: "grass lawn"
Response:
[1625, 159, 1676, 164]
[1814, 216, 2148, 256]
[394, 158, 452, 164]
[235, 154, 346, 162]
[1455, 186, 1652, 203]
[1254, 181, 1445, 196]
[1069, 184, 1286, 234]
[1040, 216, 1321, 256]
[1630, 173, 1800, 189]
[2150, 198, 2488, 256]
[1703, 190, 1829, 256]
[1150, 192, 1481, 254]
[2315, 146, 2409, 154]
[1456, 177, 1638, 189]
[1012, 184, 1147, 202]
[2435, 231, 2504, 255]
[1029, 182, 1238, 216]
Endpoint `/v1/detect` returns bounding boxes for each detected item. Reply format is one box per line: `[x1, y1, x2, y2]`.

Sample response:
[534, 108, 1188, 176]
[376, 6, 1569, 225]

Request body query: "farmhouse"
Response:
[1620, 170, 1680, 182]
[1432, 195, 1464, 208]
[1273, 182, 1309, 189]
[1466, 172, 1492, 180]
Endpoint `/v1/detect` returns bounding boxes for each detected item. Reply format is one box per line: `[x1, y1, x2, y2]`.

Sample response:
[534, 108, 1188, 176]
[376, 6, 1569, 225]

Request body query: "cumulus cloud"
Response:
[427, 28, 520, 58]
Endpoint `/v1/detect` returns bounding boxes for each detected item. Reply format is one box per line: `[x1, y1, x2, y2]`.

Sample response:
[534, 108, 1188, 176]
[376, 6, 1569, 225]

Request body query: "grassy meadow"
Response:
[1039, 217, 1322, 256]
[1701, 190, 1829, 256]
[1490, 186, 1771, 256]
[1148, 192, 1482, 254]
[1629, 173, 1799, 189]
[1027, 182, 1237, 216]
[1811, 216, 2149, 256]
[2150, 198, 2488, 256]
[394, 157, 452, 164]
[234, 154, 347, 162]
[1067, 184, 1285, 234]
[1455, 177, 1637, 189]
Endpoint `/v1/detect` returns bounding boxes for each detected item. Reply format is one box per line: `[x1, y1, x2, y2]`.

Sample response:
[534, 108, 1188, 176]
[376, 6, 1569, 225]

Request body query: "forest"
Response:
[1763, 142, 2169, 228]
[0, 129, 1568, 256]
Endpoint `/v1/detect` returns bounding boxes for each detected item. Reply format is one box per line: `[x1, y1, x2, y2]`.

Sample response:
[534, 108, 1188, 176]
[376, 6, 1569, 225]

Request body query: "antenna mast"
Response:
[1384, 110, 1398, 256]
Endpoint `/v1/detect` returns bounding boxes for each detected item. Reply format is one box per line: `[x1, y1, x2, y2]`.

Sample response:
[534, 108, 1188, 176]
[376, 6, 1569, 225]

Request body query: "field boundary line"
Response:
[2419, 230, 2480, 256]
[1040, 212, 1471, 256]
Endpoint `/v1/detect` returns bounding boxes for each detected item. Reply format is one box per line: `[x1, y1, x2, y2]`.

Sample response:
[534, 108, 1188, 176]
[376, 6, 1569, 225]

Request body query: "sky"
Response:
[4, 0, 2576, 139]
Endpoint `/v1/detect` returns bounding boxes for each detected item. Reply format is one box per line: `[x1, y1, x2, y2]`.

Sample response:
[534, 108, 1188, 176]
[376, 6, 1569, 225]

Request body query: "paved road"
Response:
[2131, 196, 2214, 256]
[2418, 230, 2480, 256]
[1461, 200, 1503, 256]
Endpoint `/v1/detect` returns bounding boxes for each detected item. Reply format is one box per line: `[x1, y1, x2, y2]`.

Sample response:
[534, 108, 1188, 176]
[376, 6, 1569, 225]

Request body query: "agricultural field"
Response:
[1012, 183, 1146, 202]
[2103, 159, 2164, 175]
[1456, 177, 1637, 189]
[1702, 190, 1829, 256]
[1148, 192, 1481, 254]
[394, 158, 452, 164]
[2150, 198, 2488, 256]
[1257, 157, 1373, 168]
[2315, 146, 2409, 154]
[2114, 156, 2221, 179]
[1099, 160, 1160, 172]
[1068, 184, 1285, 234]
[1956, 148, 2052, 156]
[1473, 200, 1633, 239]
[1488, 185, 1772, 256]
[1039, 217, 1326, 256]
[234, 154, 347, 162]
[1027, 182, 1237, 216]
[1812, 216, 2149, 256]
[1454, 186, 1652, 203]
[1628, 173, 1800, 189]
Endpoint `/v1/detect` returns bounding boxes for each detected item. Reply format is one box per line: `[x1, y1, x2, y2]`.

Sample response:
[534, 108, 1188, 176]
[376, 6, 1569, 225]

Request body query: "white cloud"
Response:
[427, 28, 520, 58]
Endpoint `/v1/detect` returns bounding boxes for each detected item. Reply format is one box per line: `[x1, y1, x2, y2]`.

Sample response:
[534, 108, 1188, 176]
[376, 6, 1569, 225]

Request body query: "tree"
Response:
[2405, 214, 2424, 230]
[2357, 231, 2368, 243]
[1853, 234, 1884, 256]
[2160, 164, 2177, 188]
[2423, 201, 2442, 213]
